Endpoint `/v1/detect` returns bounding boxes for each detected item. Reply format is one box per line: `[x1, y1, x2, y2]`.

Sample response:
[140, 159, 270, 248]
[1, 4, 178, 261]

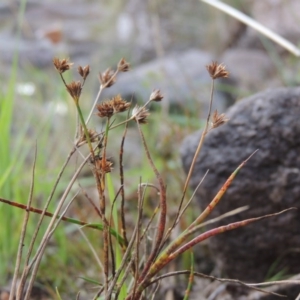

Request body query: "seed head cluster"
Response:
[117, 58, 130, 72]
[53, 57, 73, 74]
[94, 156, 113, 174]
[99, 68, 116, 88]
[96, 95, 131, 118]
[132, 105, 150, 124]
[150, 89, 163, 102]
[206, 61, 229, 79]
[66, 81, 82, 103]
[78, 128, 99, 144]
[211, 110, 229, 129]
[78, 65, 90, 80]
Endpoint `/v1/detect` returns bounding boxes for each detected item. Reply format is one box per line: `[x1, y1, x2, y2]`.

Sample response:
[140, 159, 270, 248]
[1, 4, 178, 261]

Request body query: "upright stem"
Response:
[135, 121, 167, 284]
[181, 79, 215, 208]
[163, 79, 215, 246]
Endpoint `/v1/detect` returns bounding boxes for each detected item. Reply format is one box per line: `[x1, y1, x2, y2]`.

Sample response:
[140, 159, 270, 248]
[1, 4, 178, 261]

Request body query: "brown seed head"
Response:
[66, 81, 82, 103]
[96, 101, 114, 118]
[150, 89, 163, 102]
[211, 110, 229, 129]
[111, 94, 131, 113]
[96, 95, 131, 118]
[117, 58, 130, 72]
[78, 128, 99, 144]
[206, 61, 229, 79]
[53, 57, 73, 74]
[78, 65, 90, 80]
[132, 105, 150, 124]
[94, 156, 113, 173]
[99, 68, 116, 88]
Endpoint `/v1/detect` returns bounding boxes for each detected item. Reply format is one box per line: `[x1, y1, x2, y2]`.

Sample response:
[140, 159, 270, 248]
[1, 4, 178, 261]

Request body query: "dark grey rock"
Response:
[180, 87, 300, 282]
[102, 50, 235, 116]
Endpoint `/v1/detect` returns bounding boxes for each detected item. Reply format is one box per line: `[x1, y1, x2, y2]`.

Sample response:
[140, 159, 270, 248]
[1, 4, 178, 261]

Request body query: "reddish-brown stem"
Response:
[162, 79, 216, 248]
[10, 144, 37, 300]
[187, 150, 258, 231]
[150, 208, 296, 280]
[119, 118, 129, 249]
[128, 208, 295, 300]
[134, 121, 167, 284]
[101, 118, 111, 295]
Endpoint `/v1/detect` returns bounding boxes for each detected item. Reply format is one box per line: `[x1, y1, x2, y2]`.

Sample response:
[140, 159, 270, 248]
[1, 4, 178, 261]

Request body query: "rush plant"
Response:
[2, 57, 298, 300]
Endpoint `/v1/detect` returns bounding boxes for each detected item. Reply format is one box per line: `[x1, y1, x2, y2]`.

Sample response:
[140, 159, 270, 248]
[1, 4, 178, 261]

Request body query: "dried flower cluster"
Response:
[78, 128, 99, 144]
[132, 105, 150, 124]
[206, 61, 229, 79]
[111, 94, 131, 113]
[150, 89, 163, 102]
[66, 81, 82, 103]
[96, 95, 131, 118]
[211, 110, 229, 129]
[99, 68, 116, 88]
[78, 65, 90, 80]
[93, 156, 113, 173]
[53, 57, 73, 74]
[117, 58, 130, 72]
[96, 101, 114, 118]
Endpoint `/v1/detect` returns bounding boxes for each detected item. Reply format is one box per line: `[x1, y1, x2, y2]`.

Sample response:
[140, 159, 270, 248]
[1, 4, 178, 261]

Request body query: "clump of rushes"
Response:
[5, 57, 299, 300]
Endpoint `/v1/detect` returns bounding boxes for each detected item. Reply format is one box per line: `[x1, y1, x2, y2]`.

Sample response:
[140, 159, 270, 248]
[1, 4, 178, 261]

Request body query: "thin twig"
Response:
[132, 179, 147, 299]
[173, 170, 209, 230]
[120, 113, 130, 249]
[79, 185, 102, 218]
[187, 205, 249, 235]
[163, 79, 215, 249]
[108, 186, 123, 278]
[16, 146, 76, 299]
[140, 204, 160, 242]
[85, 70, 120, 125]
[23, 153, 91, 300]
[78, 227, 104, 273]
[104, 193, 142, 300]
[0, 197, 124, 243]
[114, 253, 136, 299]
[135, 120, 167, 284]
[115, 180, 147, 300]
[171, 208, 296, 267]
[48, 190, 79, 237]
[10, 143, 37, 300]
[101, 119, 110, 296]
[187, 150, 258, 232]
[147, 271, 287, 298]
